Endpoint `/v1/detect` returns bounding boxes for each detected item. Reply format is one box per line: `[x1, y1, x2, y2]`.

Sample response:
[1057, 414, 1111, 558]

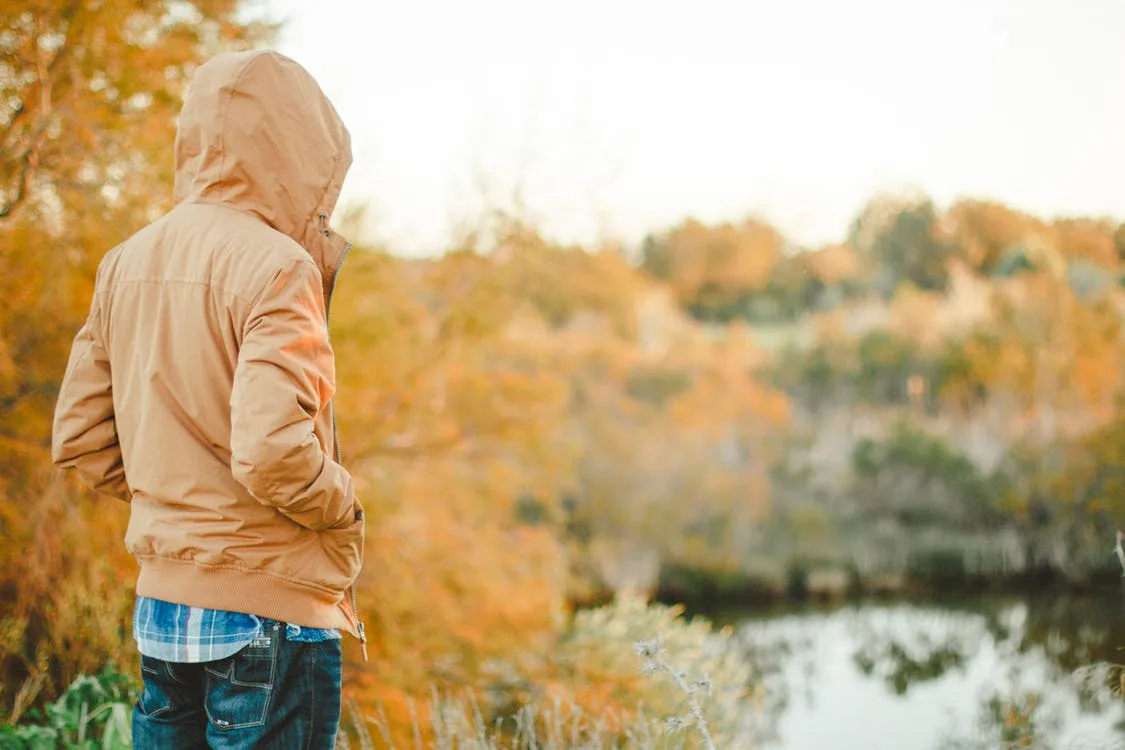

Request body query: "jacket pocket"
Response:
[318, 513, 365, 591]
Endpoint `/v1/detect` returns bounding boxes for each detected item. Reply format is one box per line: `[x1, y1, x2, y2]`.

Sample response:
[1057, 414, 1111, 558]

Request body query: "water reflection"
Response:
[849, 613, 979, 695]
[723, 589, 1125, 749]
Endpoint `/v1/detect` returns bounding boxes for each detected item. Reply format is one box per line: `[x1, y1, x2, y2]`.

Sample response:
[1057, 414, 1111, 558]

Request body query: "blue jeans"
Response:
[132, 620, 342, 749]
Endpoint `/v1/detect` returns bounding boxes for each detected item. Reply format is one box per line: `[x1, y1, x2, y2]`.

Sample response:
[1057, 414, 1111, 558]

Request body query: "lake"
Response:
[717, 587, 1125, 749]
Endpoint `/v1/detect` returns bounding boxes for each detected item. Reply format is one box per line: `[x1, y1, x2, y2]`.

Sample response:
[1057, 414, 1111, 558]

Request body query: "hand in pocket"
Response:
[319, 504, 364, 590]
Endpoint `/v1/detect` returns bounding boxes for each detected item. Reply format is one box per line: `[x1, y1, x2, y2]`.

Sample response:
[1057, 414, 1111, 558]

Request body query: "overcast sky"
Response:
[267, 0, 1125, 255]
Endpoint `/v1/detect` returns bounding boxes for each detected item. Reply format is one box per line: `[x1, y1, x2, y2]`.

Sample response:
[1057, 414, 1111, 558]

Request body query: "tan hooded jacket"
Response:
[51, 50, 365, 641]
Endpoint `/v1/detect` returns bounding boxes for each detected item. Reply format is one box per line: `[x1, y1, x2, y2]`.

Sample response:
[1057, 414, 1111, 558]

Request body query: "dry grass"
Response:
[334, 598, 749, 749]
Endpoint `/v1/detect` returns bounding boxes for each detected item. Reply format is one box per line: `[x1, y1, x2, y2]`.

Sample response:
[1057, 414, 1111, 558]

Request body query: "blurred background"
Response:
[4, 1, 1125, 748]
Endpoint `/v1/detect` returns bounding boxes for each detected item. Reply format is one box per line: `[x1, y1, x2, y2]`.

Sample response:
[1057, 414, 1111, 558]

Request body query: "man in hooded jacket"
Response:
[52, 50, 365, 749]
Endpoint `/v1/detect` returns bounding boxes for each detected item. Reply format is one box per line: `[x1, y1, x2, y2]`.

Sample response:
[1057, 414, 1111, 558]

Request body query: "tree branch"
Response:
[0, 1, 82, 223]
[0, 147, 37, 221]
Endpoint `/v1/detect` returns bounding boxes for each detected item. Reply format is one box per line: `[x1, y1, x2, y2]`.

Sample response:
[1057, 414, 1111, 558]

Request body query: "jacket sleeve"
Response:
[230, 258, 355, 531]
[51, 303, 130, 501]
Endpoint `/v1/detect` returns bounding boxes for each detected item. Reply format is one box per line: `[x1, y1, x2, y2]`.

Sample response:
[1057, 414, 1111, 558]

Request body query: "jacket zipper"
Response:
[323, 232, 368, 661]
[325, 236, 351, 465]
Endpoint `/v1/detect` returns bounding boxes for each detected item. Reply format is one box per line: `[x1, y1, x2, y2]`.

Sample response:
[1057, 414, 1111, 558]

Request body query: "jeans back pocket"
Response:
[137, 656, 174, 719]
[204, 625, 278, 730]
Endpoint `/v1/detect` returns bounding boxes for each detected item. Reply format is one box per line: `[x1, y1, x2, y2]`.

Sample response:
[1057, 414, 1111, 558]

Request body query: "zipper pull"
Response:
[358, 621, 368, 662]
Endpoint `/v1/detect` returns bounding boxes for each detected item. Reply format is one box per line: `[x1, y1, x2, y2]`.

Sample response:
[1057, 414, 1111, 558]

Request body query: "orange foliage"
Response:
[14, 4, 1125, 743]
[0, 0, 268, 716]
[1051, 217, 1120, 268]
[315, 231, 792, 737]
[653, 217, 783, 308]
[947, 199, 1046, 272]
[803, 243, 859, 285]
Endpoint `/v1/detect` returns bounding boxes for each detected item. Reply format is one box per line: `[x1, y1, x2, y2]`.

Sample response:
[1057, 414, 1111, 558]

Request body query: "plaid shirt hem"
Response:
[133, 595, 339, 663]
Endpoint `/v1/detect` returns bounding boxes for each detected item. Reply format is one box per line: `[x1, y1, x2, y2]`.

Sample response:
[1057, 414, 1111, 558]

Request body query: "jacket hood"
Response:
[173, 50, 353, 284]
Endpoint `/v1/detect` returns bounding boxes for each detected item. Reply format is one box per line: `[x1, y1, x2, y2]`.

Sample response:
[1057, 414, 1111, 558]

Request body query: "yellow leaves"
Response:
[652, 217, 784, 312]
[947, 199, 1046, 273]
[803, 243, 860, 285]
[0, 0, 271, 720]
[489, 225, 644, 337]
[328, 247, 585, 724]
[984, 272, 1125, 419]
[324, 231, 789, 735]
[351, 464, 567, 703]
[1052, 217, 1119, 269]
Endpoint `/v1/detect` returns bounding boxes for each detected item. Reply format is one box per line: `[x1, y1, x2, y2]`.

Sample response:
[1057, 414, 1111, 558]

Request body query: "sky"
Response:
[267, 0, 1125, 256]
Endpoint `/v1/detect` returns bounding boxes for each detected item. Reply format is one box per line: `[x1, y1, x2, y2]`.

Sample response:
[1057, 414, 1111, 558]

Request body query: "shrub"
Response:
[0, 665, 135, 750]
[550, 593, 755, 748]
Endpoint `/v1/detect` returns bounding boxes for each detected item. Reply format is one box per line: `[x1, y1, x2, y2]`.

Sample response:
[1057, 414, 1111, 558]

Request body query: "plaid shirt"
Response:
[133, 595, 339, 663]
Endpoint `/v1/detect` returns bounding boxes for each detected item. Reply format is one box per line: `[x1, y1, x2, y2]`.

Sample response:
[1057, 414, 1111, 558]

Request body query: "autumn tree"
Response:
[0, 0, 271, 465]
[641, 217, 784, 322]
[850, 193, 956, 294]
[1, 1, 270, 224]
[492, 221, 644, 337]
[0, 0, 270, 717]
[557, 310, 788, 599]
[946, 199, 1045, 275]
[1051, 217, 1119, 269]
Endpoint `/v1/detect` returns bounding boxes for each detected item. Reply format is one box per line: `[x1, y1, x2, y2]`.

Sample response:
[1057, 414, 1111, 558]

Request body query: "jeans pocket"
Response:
[204, 633, 277, 730]
[137, 656, 173, 719]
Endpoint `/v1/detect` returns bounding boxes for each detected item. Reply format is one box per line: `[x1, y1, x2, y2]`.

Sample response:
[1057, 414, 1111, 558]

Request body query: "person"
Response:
[51, 49, 366, 750]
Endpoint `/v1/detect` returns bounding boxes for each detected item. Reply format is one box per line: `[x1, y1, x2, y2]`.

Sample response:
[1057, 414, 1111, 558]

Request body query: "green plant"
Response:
[1, 665, 136, 750]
